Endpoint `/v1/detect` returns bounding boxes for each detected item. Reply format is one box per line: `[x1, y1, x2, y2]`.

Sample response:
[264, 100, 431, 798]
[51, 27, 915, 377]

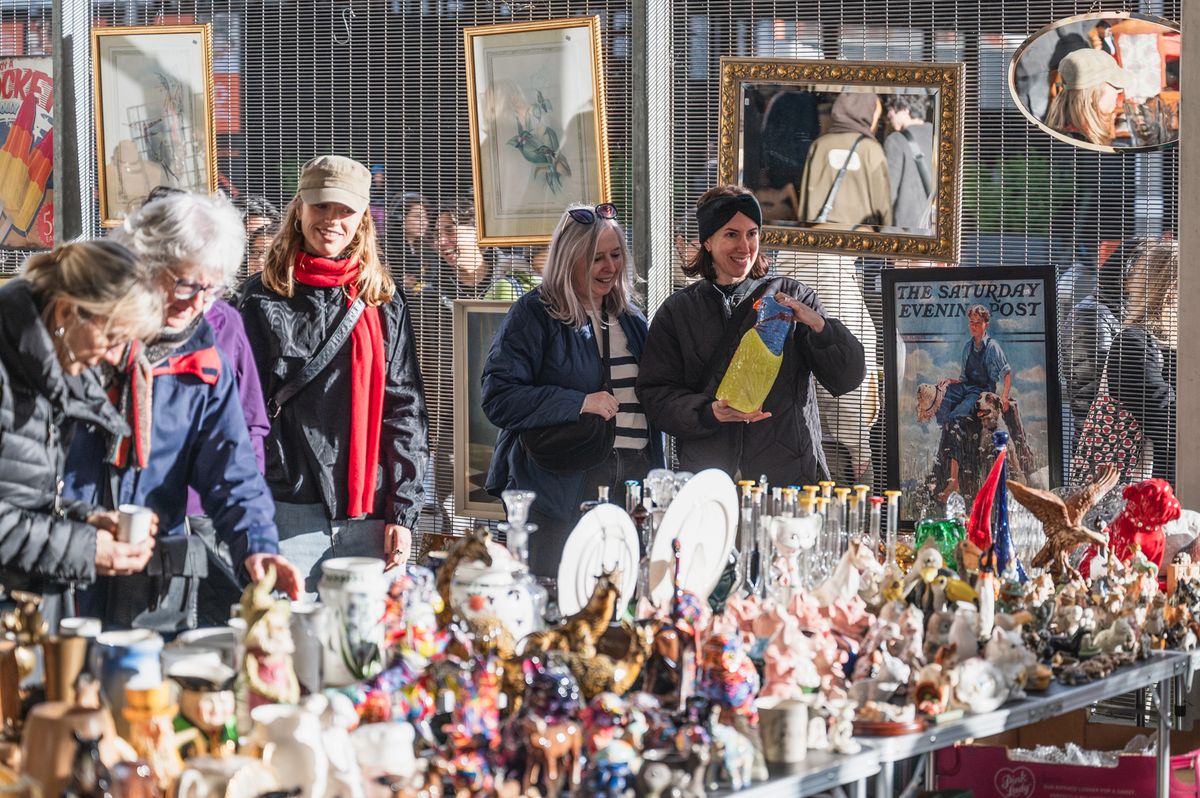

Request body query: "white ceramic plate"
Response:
[647, 468, 739, 607]
[557, 504, 640, 616]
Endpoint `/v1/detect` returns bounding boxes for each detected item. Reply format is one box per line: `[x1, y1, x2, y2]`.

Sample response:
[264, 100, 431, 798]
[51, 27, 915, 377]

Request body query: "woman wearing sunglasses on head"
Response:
[63, 192, 304, 629]
[637, 186, 866, 488]
[482, 203, 664, 579]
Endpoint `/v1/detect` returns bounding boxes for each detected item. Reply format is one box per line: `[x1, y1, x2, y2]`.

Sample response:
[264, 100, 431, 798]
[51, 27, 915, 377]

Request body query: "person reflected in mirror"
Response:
[482, 203, 664, 578]
[0, 242, 162, 626]
[883, 94, 935, 231]
[797, 92, 892, 230]
[1043, 48, 1133, 146]
[637, 186, 866, 489]
[239, 156, 429, 597]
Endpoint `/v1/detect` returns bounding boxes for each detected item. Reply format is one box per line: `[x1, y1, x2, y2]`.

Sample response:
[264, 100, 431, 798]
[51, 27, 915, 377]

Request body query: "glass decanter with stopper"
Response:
[499, 489, 548, 630]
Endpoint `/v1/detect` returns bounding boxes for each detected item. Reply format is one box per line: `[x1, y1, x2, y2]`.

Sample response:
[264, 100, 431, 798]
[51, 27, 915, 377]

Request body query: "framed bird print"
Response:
[92, 25, 217, 227]
[464, 16, 611, 246]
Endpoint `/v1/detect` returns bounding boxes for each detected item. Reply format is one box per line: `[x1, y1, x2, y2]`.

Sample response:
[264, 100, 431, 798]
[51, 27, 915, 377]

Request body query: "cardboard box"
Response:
[936, 744, 1156, 798]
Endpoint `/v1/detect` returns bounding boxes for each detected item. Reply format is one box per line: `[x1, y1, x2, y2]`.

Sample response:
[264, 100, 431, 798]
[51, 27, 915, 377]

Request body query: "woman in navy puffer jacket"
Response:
[482, 204, 663, 578]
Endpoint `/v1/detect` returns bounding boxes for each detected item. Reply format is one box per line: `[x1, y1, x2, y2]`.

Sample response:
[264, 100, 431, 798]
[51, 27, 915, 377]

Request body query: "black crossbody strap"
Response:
[702, 277, 785, 393]
[601, 311, 611, 388]
[814, 134, 868, 224]
[268, 296, 367, 418]
[900, 128, 932, 196]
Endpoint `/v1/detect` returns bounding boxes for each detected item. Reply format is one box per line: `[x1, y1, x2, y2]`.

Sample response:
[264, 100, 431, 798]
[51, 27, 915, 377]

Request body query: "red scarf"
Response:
[293, 252, 385, 518]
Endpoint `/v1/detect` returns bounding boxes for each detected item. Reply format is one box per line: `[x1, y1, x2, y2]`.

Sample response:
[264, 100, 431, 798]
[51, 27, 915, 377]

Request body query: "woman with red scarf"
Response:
[240, 156, 429, 598]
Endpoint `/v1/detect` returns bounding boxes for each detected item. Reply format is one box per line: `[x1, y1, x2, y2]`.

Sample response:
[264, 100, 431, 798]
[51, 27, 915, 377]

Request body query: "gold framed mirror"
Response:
[718, 57, 965, 262]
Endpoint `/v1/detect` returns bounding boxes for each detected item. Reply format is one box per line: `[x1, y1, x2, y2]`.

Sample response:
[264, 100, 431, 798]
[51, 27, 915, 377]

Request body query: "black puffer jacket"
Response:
[239, 275, 429, 528]
[0, 280, 125, 588]
[636, 276, 866, 485]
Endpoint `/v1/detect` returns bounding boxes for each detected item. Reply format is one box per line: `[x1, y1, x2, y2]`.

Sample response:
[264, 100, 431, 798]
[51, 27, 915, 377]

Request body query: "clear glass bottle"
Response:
[735, 486, 756, 596]
[579, 484, 610, 514]
[868, 495, 884, 553]
[884, 489, 902, 570]
[853, 485, 870, 538]
[500, 489, 547, 631]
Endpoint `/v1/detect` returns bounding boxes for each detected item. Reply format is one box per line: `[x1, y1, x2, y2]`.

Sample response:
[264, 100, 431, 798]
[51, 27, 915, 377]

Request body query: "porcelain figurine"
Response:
[308, 692, 366, 798]
[948, 605, 980, 662]
[983, 626, 1036, 699]
[812, 539, 882, 608]
[435, 527, 493, 629]
[953, 657, 1009, 714]
[1007, 464, 1119, 580]
[60, 731, 119, 798]
[1084, 479, 1182, 574]
[709, 720, 758, 790]
[697, 633, 759, 725]
[583, 738, 638, 798]
[1081, 617, 1137, 658]
[168, 661, 238, 759]
[924, 609, 955, 663]
[826, 699, 860, 755]
[121, 682, 183, 791]
[239, 566, 300, 708]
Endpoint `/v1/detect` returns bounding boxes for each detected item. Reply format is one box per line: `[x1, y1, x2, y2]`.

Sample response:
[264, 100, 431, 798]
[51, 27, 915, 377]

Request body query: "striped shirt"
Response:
[592, 311, 649, 451]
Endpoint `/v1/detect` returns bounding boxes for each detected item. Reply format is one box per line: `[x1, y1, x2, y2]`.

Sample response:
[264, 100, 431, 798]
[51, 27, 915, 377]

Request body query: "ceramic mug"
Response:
[91, 629, 162, 739]
[41, 636, 89, 704]
[318, 557, 387, 687]
[757, 696, 809, 764]
[117, 504, 154, 544]
[289, 601, 327, 696]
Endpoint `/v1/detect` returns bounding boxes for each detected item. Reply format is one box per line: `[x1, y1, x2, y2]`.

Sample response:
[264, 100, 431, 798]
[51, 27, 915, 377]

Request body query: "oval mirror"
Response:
[1008, 11, 1179, 153]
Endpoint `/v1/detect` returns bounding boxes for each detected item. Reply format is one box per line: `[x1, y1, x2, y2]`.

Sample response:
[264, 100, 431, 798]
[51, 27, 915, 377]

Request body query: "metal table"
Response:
[712, 749, 880, 798]
[864, 651, 1189, 798]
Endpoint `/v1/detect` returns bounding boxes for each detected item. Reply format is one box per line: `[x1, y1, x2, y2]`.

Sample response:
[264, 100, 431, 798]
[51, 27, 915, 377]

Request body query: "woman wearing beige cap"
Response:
[239, 155, 429, 598]
[1044, 48, 1134, 146]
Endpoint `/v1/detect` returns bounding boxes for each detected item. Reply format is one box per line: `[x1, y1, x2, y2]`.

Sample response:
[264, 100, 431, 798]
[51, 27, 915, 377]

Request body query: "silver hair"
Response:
[111, 192, 246, 286]
[539, 204, 637, 329]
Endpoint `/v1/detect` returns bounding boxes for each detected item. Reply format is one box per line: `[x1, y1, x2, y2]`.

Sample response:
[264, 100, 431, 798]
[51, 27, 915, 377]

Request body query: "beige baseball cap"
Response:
[297, 155, 371, 213]
[1059, 48, 1134, 91]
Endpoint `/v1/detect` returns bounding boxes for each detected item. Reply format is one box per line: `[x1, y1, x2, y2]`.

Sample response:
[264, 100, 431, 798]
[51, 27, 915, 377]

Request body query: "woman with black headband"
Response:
[637, 185, 866, 486]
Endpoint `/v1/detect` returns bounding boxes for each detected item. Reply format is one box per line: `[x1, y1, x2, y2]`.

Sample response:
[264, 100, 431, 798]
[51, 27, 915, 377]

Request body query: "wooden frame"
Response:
[718, 57, 965, 262]
[92, 24, 217, 227]
[464, 16, 611, 246]
[453, 299, 512, 521]
[882, 266, 1062, 528]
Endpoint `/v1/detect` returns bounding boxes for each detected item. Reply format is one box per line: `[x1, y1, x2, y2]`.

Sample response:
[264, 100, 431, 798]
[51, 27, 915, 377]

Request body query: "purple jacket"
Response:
[186, 299, 269, 515]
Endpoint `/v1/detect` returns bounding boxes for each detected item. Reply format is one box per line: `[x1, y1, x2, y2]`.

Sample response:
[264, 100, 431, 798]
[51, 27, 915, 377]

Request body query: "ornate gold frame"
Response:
[718, 57, 965, 263]
[92, 24, 217, 228]
[464, 16, 611, 247]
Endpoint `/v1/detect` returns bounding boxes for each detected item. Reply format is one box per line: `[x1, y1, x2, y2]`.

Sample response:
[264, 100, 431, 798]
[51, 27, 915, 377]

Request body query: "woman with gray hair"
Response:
[63, 191, 302, 628]
[481, 203, 664, 578]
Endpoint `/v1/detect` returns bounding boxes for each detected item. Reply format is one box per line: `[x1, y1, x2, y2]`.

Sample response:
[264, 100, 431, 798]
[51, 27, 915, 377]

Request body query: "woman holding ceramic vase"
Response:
[240, 156, 430, 597]
[482, 203, 664, 578]
[636, 186, 867, 487]
[0, 241, 161, 625]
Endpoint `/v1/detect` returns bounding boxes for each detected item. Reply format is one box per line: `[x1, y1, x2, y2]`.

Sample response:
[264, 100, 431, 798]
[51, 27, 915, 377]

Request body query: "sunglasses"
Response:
[567, 203, 618, 225]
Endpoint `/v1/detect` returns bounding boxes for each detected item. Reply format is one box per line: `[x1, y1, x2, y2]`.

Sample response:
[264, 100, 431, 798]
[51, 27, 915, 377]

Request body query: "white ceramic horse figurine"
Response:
[812, 539, 881, 607]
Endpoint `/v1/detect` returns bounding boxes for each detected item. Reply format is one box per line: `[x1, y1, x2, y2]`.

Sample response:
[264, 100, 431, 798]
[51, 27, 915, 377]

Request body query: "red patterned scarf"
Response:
[293, 252, 386, 518]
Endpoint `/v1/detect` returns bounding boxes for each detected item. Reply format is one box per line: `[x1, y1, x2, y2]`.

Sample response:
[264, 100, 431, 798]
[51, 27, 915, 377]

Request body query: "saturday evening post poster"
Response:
[882, 266, 1061, 526]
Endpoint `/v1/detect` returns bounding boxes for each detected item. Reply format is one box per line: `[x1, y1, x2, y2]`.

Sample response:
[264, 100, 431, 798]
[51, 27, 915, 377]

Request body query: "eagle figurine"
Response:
[1006, 464, 1121, 581]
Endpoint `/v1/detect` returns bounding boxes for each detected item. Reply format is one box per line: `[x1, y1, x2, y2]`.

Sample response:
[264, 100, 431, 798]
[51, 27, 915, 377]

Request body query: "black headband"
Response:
[696, 193, 763, 243]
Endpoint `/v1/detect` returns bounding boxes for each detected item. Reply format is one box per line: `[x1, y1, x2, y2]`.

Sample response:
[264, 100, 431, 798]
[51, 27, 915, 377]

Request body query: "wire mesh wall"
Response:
[664, 0, 1180, 519]
[1, 0, 1180, 532]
